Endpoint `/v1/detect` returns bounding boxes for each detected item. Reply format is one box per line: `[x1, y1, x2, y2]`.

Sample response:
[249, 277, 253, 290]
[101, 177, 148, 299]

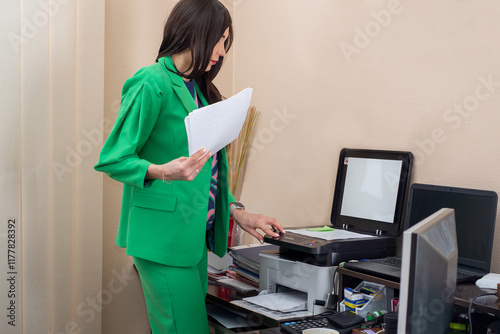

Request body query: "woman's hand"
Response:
[146, 148, 212, 182]
[231, 210, 285, 244]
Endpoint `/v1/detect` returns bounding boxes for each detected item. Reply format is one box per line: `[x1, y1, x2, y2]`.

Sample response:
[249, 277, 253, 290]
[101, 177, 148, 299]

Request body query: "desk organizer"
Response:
[340, 281, 393, 320]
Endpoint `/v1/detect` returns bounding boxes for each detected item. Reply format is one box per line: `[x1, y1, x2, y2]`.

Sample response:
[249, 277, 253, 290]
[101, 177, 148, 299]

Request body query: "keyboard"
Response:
[456, 269, 483, 283]
[370, 257, 482, 283]
[372, 257, 401, 267]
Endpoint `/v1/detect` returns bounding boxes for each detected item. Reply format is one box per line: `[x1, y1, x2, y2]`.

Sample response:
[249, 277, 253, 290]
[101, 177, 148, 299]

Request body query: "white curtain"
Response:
[1, 1, 104, 333]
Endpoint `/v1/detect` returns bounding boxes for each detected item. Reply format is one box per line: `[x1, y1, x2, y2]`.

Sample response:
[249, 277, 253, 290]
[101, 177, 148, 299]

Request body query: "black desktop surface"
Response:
[343, 258, 402, 281]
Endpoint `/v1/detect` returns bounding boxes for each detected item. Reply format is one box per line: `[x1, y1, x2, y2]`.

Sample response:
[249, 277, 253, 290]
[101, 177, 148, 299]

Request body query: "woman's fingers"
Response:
[190, 148, 208, 161]
[186, 149, 211, 179]
[162, 148, 212, 181]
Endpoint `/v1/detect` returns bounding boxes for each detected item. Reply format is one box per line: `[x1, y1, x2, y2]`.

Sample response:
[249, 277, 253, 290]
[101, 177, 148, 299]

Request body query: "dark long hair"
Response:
[156, 0, 233, 104]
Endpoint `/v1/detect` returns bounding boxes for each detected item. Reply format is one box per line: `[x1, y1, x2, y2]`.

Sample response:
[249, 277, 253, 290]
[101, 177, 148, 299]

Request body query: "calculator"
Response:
[280, 318, 338, 334]
[280, 312, 365, 334]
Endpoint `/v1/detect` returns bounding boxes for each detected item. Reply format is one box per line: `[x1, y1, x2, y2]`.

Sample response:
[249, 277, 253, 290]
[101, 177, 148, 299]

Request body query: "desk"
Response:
[206, 281, 281, 333]
[207, 269, 499, 332]
[337, 267, 500, 317]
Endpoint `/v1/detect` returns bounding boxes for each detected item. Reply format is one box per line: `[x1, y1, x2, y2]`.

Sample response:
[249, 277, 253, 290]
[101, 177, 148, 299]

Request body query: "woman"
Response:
[95, 0, 284, 333]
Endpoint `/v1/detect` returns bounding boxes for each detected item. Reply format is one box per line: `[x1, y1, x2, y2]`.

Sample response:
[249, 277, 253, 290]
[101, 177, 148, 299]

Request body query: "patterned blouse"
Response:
[184, 80, 218, 231]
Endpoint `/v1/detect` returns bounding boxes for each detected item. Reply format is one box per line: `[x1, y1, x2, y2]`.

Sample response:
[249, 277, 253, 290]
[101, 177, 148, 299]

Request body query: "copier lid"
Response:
[329, 148, 413, 237]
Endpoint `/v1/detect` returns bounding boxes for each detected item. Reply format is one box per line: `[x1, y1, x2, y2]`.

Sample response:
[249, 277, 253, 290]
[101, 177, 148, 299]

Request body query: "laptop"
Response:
[344, 183, 498, 283]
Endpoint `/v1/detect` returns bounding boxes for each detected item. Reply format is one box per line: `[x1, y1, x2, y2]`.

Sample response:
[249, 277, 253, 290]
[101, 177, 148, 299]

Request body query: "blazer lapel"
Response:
[161, 57, 198, 114]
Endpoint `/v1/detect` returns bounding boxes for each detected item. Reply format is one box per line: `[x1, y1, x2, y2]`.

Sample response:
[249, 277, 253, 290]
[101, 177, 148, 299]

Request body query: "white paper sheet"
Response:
[185, 88, 253, 156]
[475, 273, 500, 289]
[286, 228, 376, 241]
[243, 291, 307, 313]
[207, 250, 233, 271]
[230, 300, 313, 321]
[216, 278, 258, 292]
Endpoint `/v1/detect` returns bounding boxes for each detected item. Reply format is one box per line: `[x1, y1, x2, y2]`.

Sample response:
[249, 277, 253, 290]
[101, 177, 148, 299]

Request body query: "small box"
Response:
[345, 287, 364, 302]
[391, 298, 399, 311]
[344, 287, 355, 298]
[340, 281, 394, 320]
[344, 299, 367, 309]
[360, 286, 377, 296]
[326, 311, 364, 329]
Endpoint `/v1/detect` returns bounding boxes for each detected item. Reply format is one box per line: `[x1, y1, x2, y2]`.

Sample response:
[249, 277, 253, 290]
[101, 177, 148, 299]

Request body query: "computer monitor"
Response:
[398, 208, 458, 334]
[406, 183, 497, 275]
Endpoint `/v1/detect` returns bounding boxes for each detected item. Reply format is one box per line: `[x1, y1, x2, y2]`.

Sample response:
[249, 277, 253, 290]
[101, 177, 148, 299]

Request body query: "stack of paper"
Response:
[231, 299, 313, 321]
[286, 228, 377, 241]
[207, 251, 232, 280]
[227, 243, 278, 287]
[185, 88, 253, 156]
[243, 292, 308, 313]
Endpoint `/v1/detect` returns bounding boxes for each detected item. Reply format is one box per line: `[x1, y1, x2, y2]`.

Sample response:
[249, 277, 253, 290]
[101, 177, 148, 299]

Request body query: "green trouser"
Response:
[133, 250, 209, 334]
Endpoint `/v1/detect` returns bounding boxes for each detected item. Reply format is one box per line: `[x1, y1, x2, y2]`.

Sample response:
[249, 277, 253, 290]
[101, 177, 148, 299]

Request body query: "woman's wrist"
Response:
[231, 208, 246, 223]
[229, 202, 245, 218]
[146, 164, 164, 180]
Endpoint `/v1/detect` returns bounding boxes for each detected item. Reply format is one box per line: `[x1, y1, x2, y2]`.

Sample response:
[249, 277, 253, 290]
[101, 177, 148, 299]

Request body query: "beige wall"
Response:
[2, 0, 104, 333]
[103, 1, 172, 333]
[102, 0, 500, 331]
[232, 0, 500, 274]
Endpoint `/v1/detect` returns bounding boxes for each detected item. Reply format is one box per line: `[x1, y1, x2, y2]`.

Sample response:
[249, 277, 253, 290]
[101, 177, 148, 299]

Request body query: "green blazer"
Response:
[95, 56, 235, 267]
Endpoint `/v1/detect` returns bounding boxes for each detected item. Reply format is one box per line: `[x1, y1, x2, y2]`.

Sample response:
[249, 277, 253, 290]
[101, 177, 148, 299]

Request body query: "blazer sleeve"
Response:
[94, 71, 162, 188]
[228, 189, 236, 205]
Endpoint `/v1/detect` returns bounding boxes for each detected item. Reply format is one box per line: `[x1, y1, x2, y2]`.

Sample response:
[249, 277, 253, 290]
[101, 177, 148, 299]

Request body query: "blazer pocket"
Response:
[132, 191, 177, 212]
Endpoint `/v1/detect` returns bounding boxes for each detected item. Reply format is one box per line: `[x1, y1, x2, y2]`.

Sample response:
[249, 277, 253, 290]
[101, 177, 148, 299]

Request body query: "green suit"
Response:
[95, 56, 235, 267]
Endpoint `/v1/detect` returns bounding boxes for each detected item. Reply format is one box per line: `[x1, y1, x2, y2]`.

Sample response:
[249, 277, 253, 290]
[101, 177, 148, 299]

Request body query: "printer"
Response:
[259, 251, 336, 315]
[259, 148, 413, 315]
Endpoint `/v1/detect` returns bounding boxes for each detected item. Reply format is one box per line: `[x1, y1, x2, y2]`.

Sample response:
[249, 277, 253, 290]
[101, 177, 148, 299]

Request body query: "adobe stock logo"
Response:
[52, 119, 114, 182]
[247, 106, 297, 162]
[47, 265, 137, 334]
[412, 74, 499, 165]
[52, 98, 120, 182]
[340, 0, 404, 64]
[7, 0, 72, 53]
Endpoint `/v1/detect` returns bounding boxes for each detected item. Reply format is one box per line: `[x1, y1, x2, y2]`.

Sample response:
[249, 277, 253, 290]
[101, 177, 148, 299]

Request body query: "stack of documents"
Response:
[207, 251, 232, 280]
[287, 227, 377, 240]
[243, 291, 308, 313]
[185, 88, 253, 156]
[227, 243, 278, 287]
[231, 294, 313, 321]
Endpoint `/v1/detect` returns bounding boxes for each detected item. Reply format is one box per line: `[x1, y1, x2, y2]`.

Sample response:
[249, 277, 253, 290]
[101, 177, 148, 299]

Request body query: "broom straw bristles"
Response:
[226, 106, 260, 199]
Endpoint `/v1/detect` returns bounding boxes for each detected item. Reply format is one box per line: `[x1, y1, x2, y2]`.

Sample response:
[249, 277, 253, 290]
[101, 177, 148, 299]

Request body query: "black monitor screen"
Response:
[406, 184, 497, 271]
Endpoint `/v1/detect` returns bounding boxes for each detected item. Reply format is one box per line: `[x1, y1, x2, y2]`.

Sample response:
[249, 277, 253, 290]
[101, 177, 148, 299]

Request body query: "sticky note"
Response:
[306, 226, 336, 232]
